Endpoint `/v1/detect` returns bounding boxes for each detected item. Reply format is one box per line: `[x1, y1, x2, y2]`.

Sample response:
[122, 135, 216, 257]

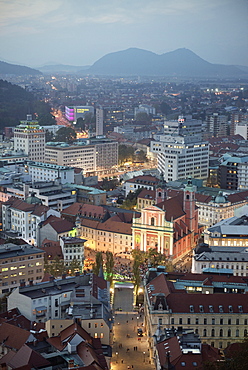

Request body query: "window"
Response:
[195, 318, 199, 325]
[209, 305, 214, 313]
[204, 318, 207, 325]
[212, 318, 215, 325]
[55, 310, 58, 317]
[187, 318, 191, 325]
[95, 323, 98, 328]
[88, 323, 91, 328]
[199, 305, 204, 313]
[179, 318, 182, 325]
[236, 319, 239, 325]
[220, 318, 223, 325]
[228, 329, 231, 337]
[236, 329, 239, 337]
[151, 217, 155, 226]
[245, 319, 248, 325]
[229, 305, 233, 313]
[228, 319, 231, 325]
[203, 329, 207, 337]
[238, 306, 243, 313]
[220, 329, 223, 337]
[219, 305, 223, 313]
[211, 328, 215, 337]
[190, 305, 194, 313]
[171, 318, 174, 325]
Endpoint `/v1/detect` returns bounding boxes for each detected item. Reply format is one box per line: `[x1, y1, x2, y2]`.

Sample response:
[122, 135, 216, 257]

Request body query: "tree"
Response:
[147, 248, 167, 267]
[136, 150, 148, 163]
[121, 188, 143, 210]
[67, 257, 82, 275]
[135, 112, 151, 122]
[105, 251, 114, 284]
[45, 130, 54, 142]
[92, 252, 103, 276]
[160, 101, 172, 116]
[54, 127, 77, 143]
[45, 256, 66, 278]
[133, 254, 141, 296]
[118, 145, 135, 164]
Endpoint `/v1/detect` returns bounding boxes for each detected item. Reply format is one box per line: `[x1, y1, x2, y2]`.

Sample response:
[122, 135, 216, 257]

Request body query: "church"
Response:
[132, 176, 199, 261]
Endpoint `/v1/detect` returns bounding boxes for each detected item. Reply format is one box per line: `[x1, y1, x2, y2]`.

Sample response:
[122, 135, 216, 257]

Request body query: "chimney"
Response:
[68, 359, 75, 369]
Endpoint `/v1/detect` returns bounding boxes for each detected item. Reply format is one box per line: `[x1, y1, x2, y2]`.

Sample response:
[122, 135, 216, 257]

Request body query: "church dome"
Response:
[25, 192, 43, 205]
[214, 191, 227, 204]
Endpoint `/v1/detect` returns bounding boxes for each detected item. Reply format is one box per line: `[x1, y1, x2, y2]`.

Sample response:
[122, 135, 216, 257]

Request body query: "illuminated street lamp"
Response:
[143, 351, 146, 362]
[137, 316, 139, 327]
[116, 352, 119, 363]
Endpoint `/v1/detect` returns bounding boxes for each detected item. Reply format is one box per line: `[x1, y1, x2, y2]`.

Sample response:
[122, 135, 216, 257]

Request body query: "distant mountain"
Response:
[38, 64, 90, 74]
[0, 60, 42, 76]
[85, 48, 248, 77]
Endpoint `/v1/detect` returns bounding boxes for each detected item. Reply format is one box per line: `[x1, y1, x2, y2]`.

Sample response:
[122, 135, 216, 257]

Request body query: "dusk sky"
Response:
[0, 0, 247, 68]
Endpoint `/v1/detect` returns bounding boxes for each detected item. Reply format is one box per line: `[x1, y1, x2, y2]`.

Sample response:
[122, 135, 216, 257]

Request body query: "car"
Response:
[137, 328, 143, 337]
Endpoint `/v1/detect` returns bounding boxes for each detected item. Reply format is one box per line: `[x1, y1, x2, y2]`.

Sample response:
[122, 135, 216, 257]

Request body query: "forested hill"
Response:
[0, 80, 54, 130]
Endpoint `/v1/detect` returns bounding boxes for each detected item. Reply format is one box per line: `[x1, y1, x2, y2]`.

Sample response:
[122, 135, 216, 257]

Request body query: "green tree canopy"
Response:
[118, 145, 135, 164]
[135, 112, 151, 122]
[54, 126, 77, 143]
[105, 251, 114, 284]
[92, 252, 103, 276]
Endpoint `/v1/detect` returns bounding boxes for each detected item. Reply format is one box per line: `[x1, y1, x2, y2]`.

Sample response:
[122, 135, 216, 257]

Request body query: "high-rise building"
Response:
[151, 116, 209, 182]
[206, 113, 228, 137]
[96, 107, 104, 136]
[14, 115, 45, 161]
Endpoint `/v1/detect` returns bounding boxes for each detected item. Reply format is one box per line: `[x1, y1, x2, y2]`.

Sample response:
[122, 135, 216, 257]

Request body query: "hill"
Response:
[0, 61, 41, 76]
[0, 80, 54, 130]
[85, 48, 248, 77]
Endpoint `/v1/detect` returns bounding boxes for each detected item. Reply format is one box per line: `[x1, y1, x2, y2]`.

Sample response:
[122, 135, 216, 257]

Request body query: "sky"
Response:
[0, 0, 248, 68]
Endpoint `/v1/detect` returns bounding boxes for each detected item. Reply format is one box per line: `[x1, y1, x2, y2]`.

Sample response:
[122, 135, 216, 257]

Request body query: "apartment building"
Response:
[27, 161, 74, 184]
[0, 243, 44, 296]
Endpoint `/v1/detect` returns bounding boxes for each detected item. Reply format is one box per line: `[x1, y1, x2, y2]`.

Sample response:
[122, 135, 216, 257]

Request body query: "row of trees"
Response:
[118, 145, 147, 165]
[92, 251, 114, 284]
[44, 256, 82, 277]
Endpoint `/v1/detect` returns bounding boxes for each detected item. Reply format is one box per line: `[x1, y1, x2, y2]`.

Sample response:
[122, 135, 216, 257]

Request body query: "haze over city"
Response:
[0, 0, 248, 68]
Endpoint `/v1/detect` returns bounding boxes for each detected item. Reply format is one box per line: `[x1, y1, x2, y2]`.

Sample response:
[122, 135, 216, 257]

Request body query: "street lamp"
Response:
[116, 352, 118, 363]
[137, 316, 139, 328]
[143, 351, 146, 362]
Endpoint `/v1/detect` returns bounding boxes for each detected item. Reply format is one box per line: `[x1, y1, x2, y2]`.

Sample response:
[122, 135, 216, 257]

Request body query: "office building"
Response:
[45, 137, 118, 176]
[65, 105, 94, 123]
[27, 161, 74, 184]
[206, 113, 228, 137]
[217, 153, 248, 190]
[14, 115, 45, 161]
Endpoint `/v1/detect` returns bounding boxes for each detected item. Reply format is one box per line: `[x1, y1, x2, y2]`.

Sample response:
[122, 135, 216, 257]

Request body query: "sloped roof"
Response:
[42, 216, 74, 233]
[7, 344, 50, 368]
[0, 322, 32, 350]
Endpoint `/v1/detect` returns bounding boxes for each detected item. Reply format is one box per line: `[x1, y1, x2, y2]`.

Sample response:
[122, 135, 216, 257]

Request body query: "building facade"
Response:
[0, 243, 44, 296]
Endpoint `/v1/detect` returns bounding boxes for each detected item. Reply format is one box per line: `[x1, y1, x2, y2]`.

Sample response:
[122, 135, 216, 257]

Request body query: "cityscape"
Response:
[0, 1, 248, 370]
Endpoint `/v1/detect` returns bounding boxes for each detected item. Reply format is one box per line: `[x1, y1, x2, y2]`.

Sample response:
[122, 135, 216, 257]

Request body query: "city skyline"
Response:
[0, 0, 247, 68]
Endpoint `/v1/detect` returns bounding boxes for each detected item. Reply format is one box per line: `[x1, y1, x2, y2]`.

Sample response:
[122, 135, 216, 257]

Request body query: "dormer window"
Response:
[158, 303, 163, 311]
[238, 305, 243, 313]
[209, 305, 214, 313]
[219, 305, 223, 313]
[190, 305, 194, 313]
[229, 305, 233, 313]
[199, 305, 204, 313]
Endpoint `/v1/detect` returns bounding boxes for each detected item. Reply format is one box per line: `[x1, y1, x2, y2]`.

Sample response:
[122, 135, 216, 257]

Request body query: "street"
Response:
[111, 285, 155, 370]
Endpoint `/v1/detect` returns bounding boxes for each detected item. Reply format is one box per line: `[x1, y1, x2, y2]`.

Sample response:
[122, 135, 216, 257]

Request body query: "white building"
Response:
[134, 104, 155, 117]
[27, 161, 74, 184]
[60, 237, 86, 271]
[151, 136, 209, 182]
[2, 196, 59, 245]
[151, 116, 208, 182]
[14, 115, 45, 161]
[192, 244, 248, 277]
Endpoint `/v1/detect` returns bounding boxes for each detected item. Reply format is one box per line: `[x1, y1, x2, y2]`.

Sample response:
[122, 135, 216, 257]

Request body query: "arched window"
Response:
[211, 329, 215, 337]
[228, 329, 231, 337]
[236, 329, 239, 337]
[244, 329, 247, 337]
[219, 329, 223, 337]
[151, 217, 155, 226]
[203, 329, 207, 337]
[186, 194, 190, 200]
[158, 192, 161, 197]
